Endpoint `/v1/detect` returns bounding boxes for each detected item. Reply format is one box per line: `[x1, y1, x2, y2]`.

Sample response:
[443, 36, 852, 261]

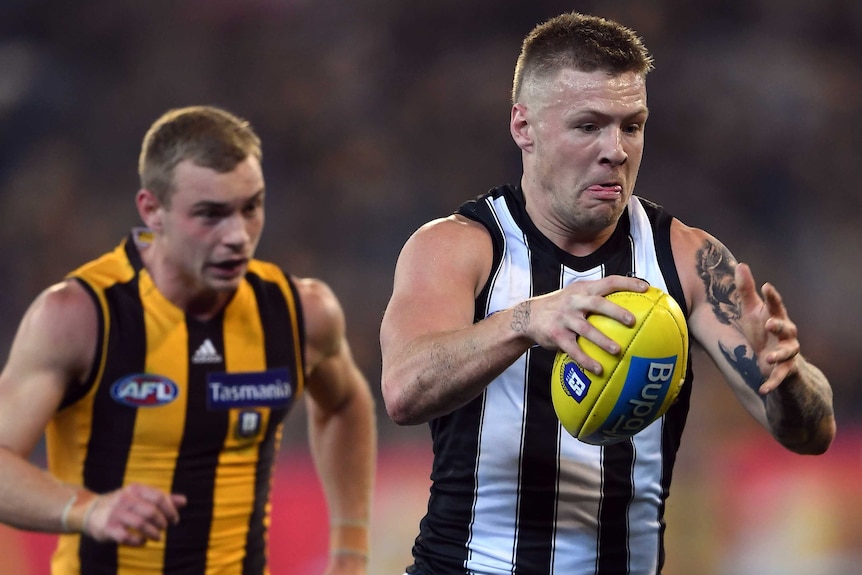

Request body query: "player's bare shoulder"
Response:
[30, 279, 96, 343]
[669, 217, 717, 260]
[6, 279, 98, 387]
[406, 213, 492, 255]
[397, 214, 494, 299]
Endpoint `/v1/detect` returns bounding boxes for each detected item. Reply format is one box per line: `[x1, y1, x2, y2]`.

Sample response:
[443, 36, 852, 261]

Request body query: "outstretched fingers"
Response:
[749, 280, 801, 393]
[760, 281, 788, 316]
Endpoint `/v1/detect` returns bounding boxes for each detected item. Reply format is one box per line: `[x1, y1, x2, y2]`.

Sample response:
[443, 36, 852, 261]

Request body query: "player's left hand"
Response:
[733, 262, 800, 394]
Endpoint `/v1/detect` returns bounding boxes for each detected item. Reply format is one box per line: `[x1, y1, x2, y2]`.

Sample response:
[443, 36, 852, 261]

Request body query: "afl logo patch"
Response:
[110, 374, 179, 407]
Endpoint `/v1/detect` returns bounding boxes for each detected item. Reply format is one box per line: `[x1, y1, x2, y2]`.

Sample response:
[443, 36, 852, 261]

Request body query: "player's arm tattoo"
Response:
[719, 342, 766, 403]
[697, 239, 765, 398]
[511, 301, 530, 333]
[696, 239, 739, 326]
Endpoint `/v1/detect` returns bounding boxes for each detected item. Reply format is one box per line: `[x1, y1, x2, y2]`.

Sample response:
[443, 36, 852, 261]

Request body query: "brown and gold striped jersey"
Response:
[46, 229, 306, 575]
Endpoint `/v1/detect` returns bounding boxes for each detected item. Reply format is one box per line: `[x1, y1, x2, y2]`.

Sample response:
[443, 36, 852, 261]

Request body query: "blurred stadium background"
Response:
[1, 0, 860, 573]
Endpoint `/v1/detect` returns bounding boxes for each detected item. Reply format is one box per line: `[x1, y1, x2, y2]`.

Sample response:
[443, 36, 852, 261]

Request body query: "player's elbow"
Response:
[381, 368, 428, 426]
[804, 415, 837, 455]
[381, 379, 415, 426]
[776, 415, 836, 455]
[384, 404, 414, 427]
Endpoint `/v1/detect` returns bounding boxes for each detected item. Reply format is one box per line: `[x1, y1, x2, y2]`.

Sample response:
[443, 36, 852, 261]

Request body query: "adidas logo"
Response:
[192, 339, 223, 364]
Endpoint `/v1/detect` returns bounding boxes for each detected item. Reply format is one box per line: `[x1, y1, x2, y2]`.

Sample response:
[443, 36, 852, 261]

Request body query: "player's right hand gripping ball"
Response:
[551, 286, 689, 446]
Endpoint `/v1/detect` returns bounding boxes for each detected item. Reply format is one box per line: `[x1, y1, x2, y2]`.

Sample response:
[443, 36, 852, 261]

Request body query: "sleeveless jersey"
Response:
[408, 185, 693, 575]
[45, 228, 306, 575]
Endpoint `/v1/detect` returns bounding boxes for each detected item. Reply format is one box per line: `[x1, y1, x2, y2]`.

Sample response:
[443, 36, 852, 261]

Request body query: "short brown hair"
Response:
[138, 105, 262, 204]
[512, 12, 654, 104]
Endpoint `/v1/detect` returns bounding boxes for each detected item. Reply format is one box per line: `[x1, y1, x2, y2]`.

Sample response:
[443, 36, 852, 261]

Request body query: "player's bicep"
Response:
[0, 281, 96, 455]
[381, 216, 492, 352]
[295, 277, 369, 414]
[303, 340, 367, 416]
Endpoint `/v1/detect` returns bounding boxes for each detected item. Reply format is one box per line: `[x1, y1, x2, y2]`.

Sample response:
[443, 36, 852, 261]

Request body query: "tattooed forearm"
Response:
[511, 301, 530, 333]
[696, 239, 739, 325]
[718, 341, 766, 403]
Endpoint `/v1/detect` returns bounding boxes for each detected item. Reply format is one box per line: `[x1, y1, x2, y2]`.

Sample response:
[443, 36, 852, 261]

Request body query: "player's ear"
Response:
[510, 103, 533, 152]
[136, 188, 164, 232]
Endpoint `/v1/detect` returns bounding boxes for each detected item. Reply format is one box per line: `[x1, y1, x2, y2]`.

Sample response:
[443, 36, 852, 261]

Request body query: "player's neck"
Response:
[139, 244, 232, 321]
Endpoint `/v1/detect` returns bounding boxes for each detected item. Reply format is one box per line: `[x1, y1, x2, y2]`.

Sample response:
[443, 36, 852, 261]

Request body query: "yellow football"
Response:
[551, 286, 689, 446]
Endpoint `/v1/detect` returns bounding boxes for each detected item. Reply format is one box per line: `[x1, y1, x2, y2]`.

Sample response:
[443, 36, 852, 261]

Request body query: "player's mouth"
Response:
[209, 258, 248, 278]
[587, 182, 623, 200]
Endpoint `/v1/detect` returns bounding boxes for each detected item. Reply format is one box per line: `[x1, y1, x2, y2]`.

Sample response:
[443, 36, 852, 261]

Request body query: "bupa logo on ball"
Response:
[110, 374, 179, 407]
[561, 360, 591, 403]
[598, 355, 677, 442]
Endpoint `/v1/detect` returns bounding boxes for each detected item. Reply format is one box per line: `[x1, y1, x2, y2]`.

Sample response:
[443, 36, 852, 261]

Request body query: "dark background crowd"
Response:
[1, 1, 860, 573]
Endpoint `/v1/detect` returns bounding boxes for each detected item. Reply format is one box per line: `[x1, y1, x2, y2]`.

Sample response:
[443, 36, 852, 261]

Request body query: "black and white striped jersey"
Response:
[407, 184, 693, 575]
